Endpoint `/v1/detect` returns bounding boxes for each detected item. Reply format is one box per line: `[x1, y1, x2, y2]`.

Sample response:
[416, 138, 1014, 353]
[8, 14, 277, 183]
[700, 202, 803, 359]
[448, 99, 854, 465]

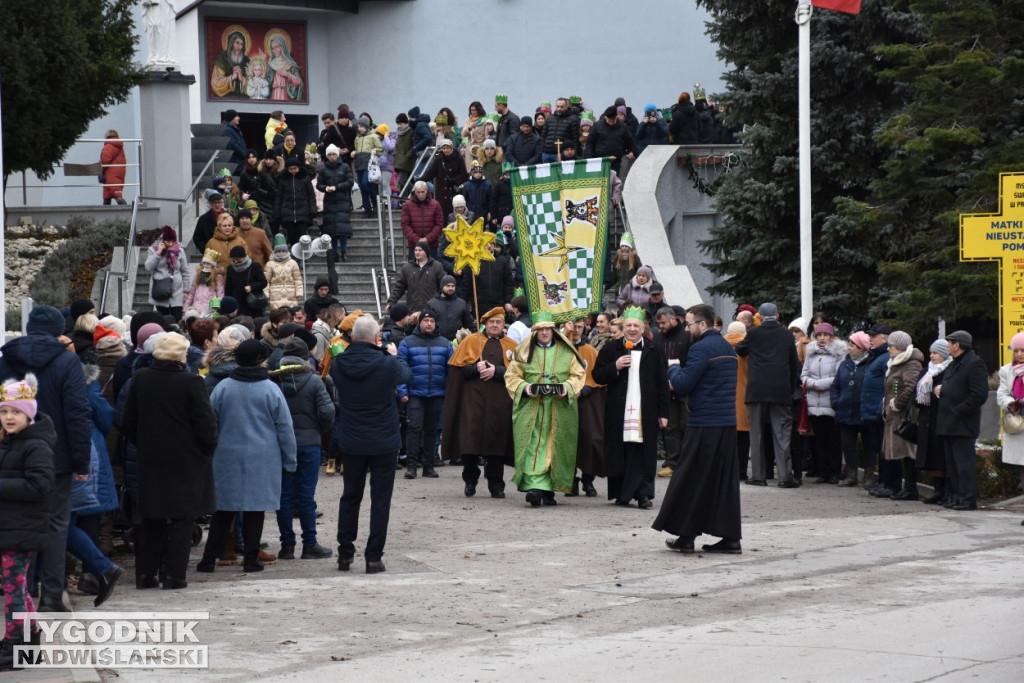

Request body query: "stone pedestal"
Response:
[138, 70, 195, 227]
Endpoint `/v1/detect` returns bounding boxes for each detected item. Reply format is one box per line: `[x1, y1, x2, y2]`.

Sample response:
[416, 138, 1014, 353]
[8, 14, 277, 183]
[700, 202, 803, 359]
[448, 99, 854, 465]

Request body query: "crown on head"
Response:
[623, 306, 646, 322]
[495, 94, 508, 104]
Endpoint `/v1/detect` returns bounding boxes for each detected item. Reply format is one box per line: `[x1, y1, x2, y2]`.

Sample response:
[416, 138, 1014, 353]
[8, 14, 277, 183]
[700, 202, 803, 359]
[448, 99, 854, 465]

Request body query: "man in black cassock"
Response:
[652, 304, 742, 553]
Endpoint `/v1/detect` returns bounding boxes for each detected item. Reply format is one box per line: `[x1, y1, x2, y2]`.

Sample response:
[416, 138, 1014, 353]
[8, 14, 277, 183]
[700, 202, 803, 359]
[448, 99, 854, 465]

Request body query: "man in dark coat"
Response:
[331, 315, 412, 573]
[935, 330, 989, 510]
[652, 306, 691, 477]
[588, 106, 638, 174]
[669, 92, 700, 144]
[542, 98, 580, 162]
[494, 95, 520, 149]
[442, 307, 519, 497]
[425, 275, 475, 341]
[654, 303, 742, 553]
[120, 333, 218, 588]
[387, 241, 446, 315]
[593, 307, 669, 508]
[192, 192, 226, 252]
[222, 109, 248, 175]
[735, 302, 801, 487]
[503, 117, 543, 168]
[0, 305, 91, 610]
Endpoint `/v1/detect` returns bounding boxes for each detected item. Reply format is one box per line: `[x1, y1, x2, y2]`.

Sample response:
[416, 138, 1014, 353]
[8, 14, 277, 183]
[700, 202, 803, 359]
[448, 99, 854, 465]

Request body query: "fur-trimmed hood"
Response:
[474, 146, 504, 166]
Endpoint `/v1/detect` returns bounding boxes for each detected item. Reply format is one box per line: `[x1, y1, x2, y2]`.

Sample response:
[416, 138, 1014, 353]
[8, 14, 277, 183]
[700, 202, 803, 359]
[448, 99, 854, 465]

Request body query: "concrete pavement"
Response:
[40, 466, 1024, 682]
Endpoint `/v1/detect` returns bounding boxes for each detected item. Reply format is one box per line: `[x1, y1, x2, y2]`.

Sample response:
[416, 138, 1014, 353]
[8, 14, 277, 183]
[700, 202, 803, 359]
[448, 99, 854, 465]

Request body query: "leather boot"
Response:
[862, 471, 878, 490]
[890, 458, 918, 500]
[404, 465, 417, 480]
[565, 477, 580, 497]
[243, 550, 263, 573]
[923, 476, 946, 504]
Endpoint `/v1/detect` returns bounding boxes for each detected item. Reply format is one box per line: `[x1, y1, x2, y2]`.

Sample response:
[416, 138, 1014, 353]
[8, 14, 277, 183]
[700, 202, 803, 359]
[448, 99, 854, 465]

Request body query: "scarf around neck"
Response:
[231, 257, 252, 272]
[917, 357, 952, 405]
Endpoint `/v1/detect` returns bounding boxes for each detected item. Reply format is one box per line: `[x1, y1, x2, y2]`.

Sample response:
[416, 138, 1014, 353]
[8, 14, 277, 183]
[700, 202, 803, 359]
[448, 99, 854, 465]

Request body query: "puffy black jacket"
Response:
[488, 178, 513, 227]
[588, 119, 637, 171]
[316, 159, 355, 238]
[273, 166, 317, 225]
[670, 101, 700, 144]
[496, 109, 521, 148]
[543, 111, 581, 154]
[0, 335, 91, 475]
[0, 414, 55, 551]
[462, 177, 491, 219]
[330, 342, 411, 455]
[503, 132, 542, 167]
[425, 293, 475, 341]
[270, 358, 335, 446]
[460, 254, 513, 313]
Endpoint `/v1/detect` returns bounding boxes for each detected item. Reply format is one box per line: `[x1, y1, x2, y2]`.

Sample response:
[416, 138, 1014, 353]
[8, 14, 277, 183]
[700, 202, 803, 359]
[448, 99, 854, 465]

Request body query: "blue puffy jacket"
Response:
[71, 378, 118, 515]
[413, 114, 433, 156]
[397, 328, 453, 399]
[859, 343, 889, 423]
[667, 329, 737, 427]
[830, 353, 869, 426]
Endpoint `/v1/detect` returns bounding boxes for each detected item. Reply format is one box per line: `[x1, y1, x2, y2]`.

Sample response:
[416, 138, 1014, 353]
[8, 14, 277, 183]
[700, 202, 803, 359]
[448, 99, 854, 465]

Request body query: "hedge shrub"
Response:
[28, 216, 128, 308]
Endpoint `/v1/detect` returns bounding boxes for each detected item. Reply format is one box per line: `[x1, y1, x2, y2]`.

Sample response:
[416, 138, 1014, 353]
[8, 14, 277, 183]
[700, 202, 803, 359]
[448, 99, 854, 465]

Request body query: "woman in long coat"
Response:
[316, 144, 355, 261]
[144, 226, 189, 321]
[200, 339, 296, 573]
[120, 333, 218, 589]
[880, 331, 924, 499]
[100, 129, 127, 205]
[916, 339, 952, 503]
[996, 332, 1024, 495]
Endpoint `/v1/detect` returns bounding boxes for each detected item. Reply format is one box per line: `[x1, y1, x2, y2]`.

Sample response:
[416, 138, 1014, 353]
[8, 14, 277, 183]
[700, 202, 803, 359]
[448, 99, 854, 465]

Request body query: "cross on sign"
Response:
[960, 172, 1024, 367]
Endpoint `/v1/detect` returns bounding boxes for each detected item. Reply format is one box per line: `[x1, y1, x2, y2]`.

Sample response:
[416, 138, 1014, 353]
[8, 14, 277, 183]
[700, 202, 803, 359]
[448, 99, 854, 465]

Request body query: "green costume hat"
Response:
[218, 168, 232, 177]
[532, 310, 556, 330]
[435, 113, 448, 125]
[619, 233, 635, 250]
[513, 286, 525, 298]
[568, 95, 582, 105]
[538, 101, 552, 111]
[580, 110, 595, 122]
[623, 306, 646, 322]
[486, 112, 500, 124]
[273, 233, 287, 248]
[693, 83, 707, 101]
[495, 94, 509, 104]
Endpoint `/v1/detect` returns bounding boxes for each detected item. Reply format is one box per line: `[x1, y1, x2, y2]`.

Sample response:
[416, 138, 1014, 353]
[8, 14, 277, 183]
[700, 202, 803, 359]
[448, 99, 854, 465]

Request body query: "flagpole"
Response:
[797, 0, 813, 323]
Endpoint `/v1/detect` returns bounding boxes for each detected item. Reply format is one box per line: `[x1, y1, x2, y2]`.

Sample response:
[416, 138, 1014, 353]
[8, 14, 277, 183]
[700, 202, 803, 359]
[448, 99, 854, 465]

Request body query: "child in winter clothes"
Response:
[0, 375, 53, 671]
[462, 164, 492, 221]
[183, 249, 226, 317]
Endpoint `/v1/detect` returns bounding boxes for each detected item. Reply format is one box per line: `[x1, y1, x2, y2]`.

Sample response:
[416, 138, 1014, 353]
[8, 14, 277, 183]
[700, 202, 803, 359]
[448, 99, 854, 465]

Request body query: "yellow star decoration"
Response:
[540, 232, 584, 273]
[442, 214, 495, 276]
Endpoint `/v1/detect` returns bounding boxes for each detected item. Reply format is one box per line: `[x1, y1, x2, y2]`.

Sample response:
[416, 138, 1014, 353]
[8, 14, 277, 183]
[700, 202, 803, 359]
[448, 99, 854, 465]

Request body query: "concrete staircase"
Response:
[132, 213, 393, 316]
[191, 123, 233, 190]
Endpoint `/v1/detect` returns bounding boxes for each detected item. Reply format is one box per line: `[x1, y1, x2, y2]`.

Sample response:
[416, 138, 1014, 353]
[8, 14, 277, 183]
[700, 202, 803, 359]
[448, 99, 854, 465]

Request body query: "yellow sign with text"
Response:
[960, 172, 1024, 366]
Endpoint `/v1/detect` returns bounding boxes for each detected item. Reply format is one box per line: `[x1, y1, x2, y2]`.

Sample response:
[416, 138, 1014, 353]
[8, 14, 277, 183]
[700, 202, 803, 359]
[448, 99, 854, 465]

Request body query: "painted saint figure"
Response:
[212, 30, 249, 98]
[267, 33, 304, 102]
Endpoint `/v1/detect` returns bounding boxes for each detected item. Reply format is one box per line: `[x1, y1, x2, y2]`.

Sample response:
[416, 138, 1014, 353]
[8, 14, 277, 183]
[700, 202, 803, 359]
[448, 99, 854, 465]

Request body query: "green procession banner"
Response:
[511, 158, 612, 324]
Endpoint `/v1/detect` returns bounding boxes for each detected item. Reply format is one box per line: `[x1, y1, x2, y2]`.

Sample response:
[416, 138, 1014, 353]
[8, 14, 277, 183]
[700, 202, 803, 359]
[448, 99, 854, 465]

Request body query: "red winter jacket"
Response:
[400, 196, 445, 247]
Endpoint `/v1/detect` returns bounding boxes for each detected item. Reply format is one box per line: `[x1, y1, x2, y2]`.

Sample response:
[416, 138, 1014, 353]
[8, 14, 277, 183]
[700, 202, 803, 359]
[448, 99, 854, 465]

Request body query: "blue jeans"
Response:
[541, 152, 559, 164]
[66, 512, 113, 576]
[336, 452, 397, 562]
[357, 169, 378, 212]
[277, 445, 321, 548]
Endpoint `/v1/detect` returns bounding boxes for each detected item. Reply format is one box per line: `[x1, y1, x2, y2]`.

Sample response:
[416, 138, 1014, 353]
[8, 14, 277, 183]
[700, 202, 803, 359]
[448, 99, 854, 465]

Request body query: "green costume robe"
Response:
[505, 333, 586, 492]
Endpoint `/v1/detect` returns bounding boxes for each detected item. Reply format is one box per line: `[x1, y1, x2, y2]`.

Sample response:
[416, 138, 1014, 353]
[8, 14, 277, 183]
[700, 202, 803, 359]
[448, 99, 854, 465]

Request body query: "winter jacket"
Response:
[543, 110, 581, 154]
[380, 132, 396, 172]
[209, 371, 297, 511]
[0, 414, 55, 551]
[203, 347, 237, 394]
[204, 228, 247, 275]
[145, 241, 190, 308]
[397, 328, 453, 399]
[237, 227, 273, 268]
[669, 101, 700, 144]
[353, 130, 383, 171]
[616, 273, 652, 309]
[860, 344, 890, 423]
[413, 113, 433, 156]
[273, 166, 317, 226]
[255, 165, 280, 221]
[425, 293, 475, 341]
[224, 260, 268, 317]
[400, 196, 445, 247]
[830, 352, 870, 425]
[588, 118, 637, 168]
[882, 347, 924, 461]
[330, 342, 412, 455]
[488, 178, 513, 227]
[696, 102, 716, 144]
[316, 159, 355, 238]
[736, 318, 801, 405]
[270, 358, 335, 446]
[264, 257, 303, 310]
[461, 177, 491, 220]
[388, 257, 446, 314]
[460, 255, 513, 313]
[393, 125, 415, 173]
[668, 329, 738, 427]
[420, 150, 469, 219]
[317, 123, 345, 159]
[265, 116, 286, 150]
[935, 349, 989, 438]
[503, 131, 542, 167]
[496, 109, 521, 149]
[222, 122, 248, 171]
[100, 139, 126, 201]
[193, 209, 226, 253]
[71, 375, 118, 516]
[303, 292, 340, 321]
[0, 334, 91, 475]
[476, 147, 505, 188]
[800, 340, 846, 417]
[634, 119, 668, 153]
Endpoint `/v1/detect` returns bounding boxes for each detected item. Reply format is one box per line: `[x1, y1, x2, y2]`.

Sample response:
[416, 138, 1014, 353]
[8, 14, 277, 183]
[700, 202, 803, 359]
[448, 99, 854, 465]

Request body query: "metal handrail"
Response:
[385, 194, 397, 273]
[370, 267, 383, 319]
[376, 196, 388, 278]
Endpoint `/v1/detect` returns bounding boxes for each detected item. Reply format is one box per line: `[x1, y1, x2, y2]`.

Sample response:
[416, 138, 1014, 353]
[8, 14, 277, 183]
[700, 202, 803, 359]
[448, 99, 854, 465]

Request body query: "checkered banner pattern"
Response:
[511, 158, 611, 324]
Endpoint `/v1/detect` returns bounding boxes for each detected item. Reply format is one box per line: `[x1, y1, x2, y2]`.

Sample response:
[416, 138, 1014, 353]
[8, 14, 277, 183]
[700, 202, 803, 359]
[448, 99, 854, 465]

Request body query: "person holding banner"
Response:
[593, 306, 669, 509]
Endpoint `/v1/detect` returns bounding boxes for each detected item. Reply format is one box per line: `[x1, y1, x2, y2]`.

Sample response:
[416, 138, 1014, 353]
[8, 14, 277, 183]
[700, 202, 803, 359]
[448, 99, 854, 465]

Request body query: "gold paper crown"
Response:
[623, 306, 646, 322]
[203, 248, 221, 264]
[0, 374, 38, 402]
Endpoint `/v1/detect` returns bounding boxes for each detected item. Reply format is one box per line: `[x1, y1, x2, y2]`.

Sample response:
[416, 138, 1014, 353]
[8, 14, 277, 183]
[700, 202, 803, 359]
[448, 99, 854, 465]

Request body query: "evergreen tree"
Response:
[1, 0, 145, 184]
[838, 0, 1024, 338]
[695, 0, 923, 327]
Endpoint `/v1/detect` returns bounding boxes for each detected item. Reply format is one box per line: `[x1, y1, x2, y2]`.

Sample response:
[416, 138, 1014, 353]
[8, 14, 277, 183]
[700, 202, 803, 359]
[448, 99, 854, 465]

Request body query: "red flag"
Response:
[812, 0, 861, 13]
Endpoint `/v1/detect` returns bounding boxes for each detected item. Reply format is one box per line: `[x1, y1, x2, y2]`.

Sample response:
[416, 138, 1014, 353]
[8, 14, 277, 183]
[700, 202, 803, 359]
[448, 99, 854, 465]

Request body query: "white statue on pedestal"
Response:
[141, 0, 178, 69]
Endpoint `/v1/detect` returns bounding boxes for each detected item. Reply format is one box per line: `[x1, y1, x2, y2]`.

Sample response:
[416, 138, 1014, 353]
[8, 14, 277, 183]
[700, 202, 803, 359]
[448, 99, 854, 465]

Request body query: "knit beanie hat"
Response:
[1011, 333, 1024, 351]
[357, 117, 370, 129]
[136, 323, 165, 352]
[727, 321, 747, 335]
[229, 245, 247, 259]
[848, 331, 871, 352]
[501, 215, 514, 229]
[274, 234, 289, 252]
[143, 331, 167, 356]
[452, 195, 467, 207]
[281, 337, 310, 361]
[482, 139, 496, 150]
[813, 323, 835, 336]
[415, 239, 431, 253]
[26, 305, 66, 336]
[98, 315, 127, 339]
[216, 324, 250, 350]
[160, 226, 178, 242]
[219, 296, 240, 315]
[153, 332, 190, 362]
[325, 144, 341, 157]
[128, 311, 167, 347]
[888, 330, 912, 350]
[70, 299, 95, 321]
[235, 339, 272, 367]
[389, 303, 410, 322]
[396, 112, 409, 124]
[0, 373, 38, 422]
[441, 275, 456, 287]
[930, 339, 951, 359]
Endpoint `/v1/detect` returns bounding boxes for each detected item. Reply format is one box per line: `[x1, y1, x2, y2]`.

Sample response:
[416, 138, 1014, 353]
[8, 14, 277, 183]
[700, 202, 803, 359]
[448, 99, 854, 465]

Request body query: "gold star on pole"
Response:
[540, 232, 584, 273]
[442, 214, 495, 276]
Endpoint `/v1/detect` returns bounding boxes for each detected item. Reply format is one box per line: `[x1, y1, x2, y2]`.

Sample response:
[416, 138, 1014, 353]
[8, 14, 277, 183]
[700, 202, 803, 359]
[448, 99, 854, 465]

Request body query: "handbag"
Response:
[367, 154, 381, 184]
[796, 395, 812, 435]
[1003, 410, 1024, 435]
[893, 401, 918, 444]
[151, 276, 173, 301]
[245, 268, 267, 310]
[98, 170, 106, 184]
